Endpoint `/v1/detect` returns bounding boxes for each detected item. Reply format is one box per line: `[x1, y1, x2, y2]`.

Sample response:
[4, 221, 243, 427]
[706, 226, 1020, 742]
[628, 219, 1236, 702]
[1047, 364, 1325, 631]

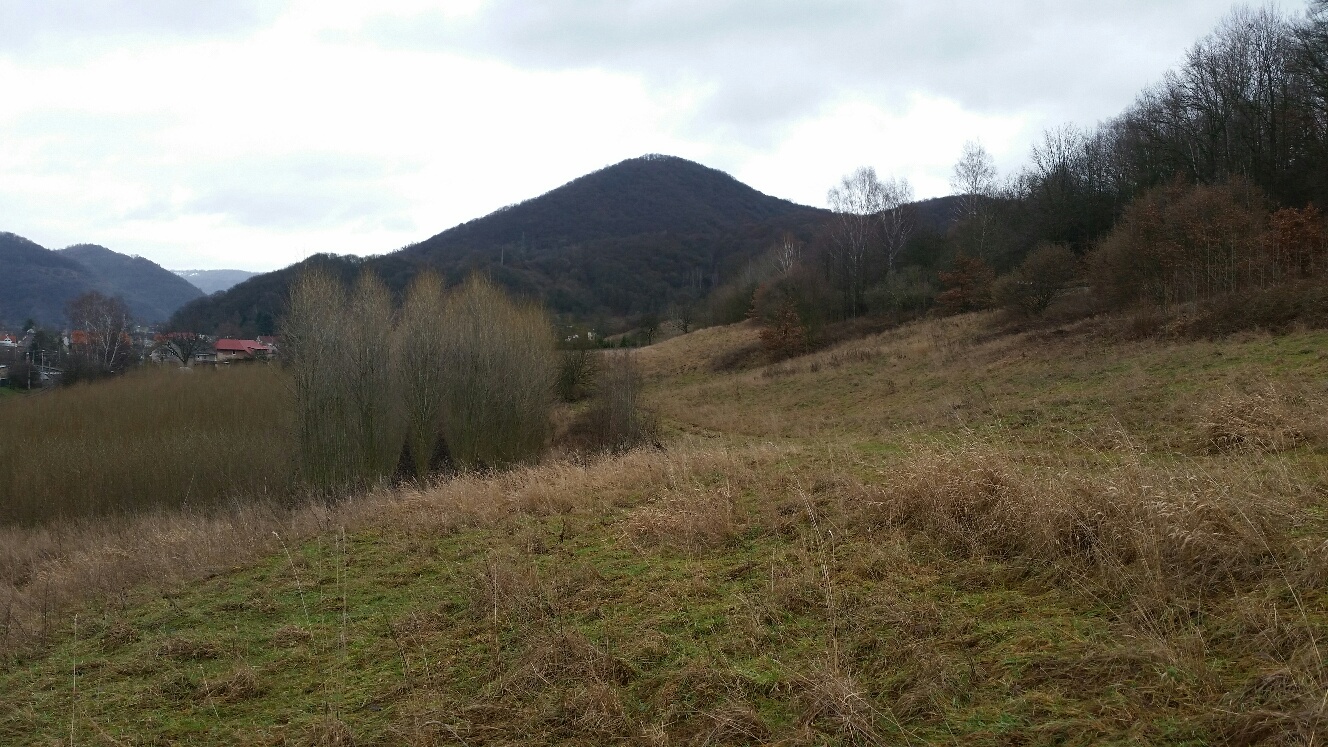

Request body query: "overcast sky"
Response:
[0, 0, 1254, 271]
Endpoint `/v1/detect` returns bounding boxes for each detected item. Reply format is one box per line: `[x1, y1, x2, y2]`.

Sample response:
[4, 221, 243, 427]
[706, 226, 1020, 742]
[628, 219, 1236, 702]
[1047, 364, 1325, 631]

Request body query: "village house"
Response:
[212, 339, 275, 363]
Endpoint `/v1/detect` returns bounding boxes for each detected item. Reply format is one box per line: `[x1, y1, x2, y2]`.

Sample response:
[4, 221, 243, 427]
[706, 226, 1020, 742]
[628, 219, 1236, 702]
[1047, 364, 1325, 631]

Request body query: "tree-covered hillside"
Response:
[0, 234, 202, 326]
[0, 232, 93, 327]
[170, 155, 830, 336]
[58, 244, 203, 323]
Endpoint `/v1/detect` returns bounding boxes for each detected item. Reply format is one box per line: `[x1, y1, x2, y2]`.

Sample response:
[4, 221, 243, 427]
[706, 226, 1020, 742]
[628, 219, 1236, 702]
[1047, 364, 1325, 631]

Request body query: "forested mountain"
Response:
[173, 269, 258, 294]
[170, 155, 833, 335]
[0, 234, 203, 326]
[58, 245, 204, 323]
[0, 233, 94, 327]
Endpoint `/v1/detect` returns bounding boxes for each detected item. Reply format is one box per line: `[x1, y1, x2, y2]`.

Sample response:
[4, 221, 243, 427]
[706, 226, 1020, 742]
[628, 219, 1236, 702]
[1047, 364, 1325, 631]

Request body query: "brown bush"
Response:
[1268, 205, 1326, 279]
[992, 242, 1079, 316]
[936, 254, 995, 314]
[758, 300, 810, 360]
[1088, 178, 1271, 310]
[575, 352, 658, 454]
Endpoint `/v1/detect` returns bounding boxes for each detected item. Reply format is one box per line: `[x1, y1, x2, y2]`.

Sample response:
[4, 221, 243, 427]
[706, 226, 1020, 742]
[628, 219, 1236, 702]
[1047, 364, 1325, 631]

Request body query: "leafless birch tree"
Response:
[828, 167, 884, 316]
[878, 176, 914, 275]
[951, 140, 999, 259]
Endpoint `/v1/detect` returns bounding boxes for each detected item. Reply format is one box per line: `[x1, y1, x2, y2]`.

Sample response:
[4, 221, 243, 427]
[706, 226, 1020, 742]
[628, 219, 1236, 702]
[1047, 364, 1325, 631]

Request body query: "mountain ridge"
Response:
[173, 269, 259, 295]
[171, 155, 830, 335]
[0, 234, 203, 327]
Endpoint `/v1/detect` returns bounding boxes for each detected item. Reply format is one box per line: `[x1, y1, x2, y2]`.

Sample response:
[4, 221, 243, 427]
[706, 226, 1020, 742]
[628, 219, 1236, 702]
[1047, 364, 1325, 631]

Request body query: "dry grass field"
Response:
[1, 313, 1327, 744]
[0, 364, 296, 524]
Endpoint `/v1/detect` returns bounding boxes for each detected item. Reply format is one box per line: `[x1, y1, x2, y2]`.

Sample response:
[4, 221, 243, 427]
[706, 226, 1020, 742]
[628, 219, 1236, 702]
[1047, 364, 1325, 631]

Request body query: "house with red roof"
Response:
[212, 339, 275, 363]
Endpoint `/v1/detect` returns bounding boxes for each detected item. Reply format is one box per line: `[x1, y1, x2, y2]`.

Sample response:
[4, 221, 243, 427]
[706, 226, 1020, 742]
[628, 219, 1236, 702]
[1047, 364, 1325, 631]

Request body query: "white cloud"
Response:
[0, 0, 1243, 271]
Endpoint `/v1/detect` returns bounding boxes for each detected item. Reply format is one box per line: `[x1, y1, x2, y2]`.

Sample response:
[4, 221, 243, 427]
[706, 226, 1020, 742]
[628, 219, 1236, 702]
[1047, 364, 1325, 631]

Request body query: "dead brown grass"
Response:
[621, 480, 738, 552]
[634, 320, 761, 380]
[3, 315, 1328, 744]
[1202, 381, 1328, 453]
[0, 444, 789, 658]
[795, 666, 888, 746]
[852, 442, 1304, 594]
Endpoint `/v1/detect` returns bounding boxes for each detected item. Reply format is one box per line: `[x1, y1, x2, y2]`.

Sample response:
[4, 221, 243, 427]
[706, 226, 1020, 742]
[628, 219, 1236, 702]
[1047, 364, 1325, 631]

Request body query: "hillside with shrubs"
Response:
[1, 4, 1328, 745]
[729, 5, 1328, 359]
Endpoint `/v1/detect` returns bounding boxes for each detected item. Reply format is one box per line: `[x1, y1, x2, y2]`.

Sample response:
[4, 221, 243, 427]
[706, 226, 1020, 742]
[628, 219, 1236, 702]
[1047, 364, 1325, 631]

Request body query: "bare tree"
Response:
[67, 291, 133, 374]
[669, 300, 696, 333]
[344, 271, 403, 481]
[992, 243, 1079, 316]
[827, 166, 884, 316]
[774, 231, 803, 274]
[394, 272, 449, 479]
[437, 276, 555, 468]
[281, 269, 353, 489]
[950, 140, 999, 259]
[1303, 0, 1328, 110]
[878, 176, 914, 275]
[154, 332, 210, 368]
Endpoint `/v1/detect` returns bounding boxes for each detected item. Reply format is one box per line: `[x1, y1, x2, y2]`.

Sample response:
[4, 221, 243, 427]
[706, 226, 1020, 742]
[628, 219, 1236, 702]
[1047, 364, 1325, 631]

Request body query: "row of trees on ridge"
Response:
[726, 2, 1328, 355]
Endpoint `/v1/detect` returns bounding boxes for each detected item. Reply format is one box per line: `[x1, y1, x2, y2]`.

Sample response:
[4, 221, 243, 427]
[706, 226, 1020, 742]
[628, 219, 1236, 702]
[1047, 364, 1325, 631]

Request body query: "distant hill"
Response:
[173, 269, 258, 294]
[58, 245, 204, 323]
[0, 233, 95, 327]
[171, 155, 830, 335]
[910, 195, 963, 235]
[0, 233, 203, 327]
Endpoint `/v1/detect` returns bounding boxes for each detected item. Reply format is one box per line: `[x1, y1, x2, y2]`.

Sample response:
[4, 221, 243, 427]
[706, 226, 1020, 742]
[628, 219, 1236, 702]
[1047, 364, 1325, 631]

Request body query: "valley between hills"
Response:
[1, 314, 1325, 744]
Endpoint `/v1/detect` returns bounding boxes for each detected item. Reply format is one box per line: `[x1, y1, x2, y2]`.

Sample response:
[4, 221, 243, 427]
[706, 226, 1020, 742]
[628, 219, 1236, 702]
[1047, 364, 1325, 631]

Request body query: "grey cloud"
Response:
[0, 0, 285, 53]
[178, 153, 420, 232]
[4, 112, 421, 232]
[361, 0, 1237, 133]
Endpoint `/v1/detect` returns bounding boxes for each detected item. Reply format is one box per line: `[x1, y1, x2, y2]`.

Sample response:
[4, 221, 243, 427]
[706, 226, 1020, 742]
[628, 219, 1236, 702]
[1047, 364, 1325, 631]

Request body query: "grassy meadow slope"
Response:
[2, 315, 1327, 745]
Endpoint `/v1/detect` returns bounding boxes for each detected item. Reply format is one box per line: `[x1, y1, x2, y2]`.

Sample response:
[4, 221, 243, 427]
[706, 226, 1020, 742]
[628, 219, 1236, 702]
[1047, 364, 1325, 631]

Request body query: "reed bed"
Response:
[0, 364, 295, 525]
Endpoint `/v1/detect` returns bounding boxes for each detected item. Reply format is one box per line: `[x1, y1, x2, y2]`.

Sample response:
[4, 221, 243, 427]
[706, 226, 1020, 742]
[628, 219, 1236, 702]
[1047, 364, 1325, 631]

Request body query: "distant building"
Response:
[212, 339, 275, 363]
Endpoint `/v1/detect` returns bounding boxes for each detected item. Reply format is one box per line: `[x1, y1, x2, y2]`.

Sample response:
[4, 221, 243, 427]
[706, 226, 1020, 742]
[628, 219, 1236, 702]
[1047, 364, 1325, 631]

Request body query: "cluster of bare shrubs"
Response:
[284, 270, 555, 489]
[554, 351, 659, 455]
[1087, 179, 1323, 311]
[555, 348, 598, 403]
[980, 179, 1328, 333]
